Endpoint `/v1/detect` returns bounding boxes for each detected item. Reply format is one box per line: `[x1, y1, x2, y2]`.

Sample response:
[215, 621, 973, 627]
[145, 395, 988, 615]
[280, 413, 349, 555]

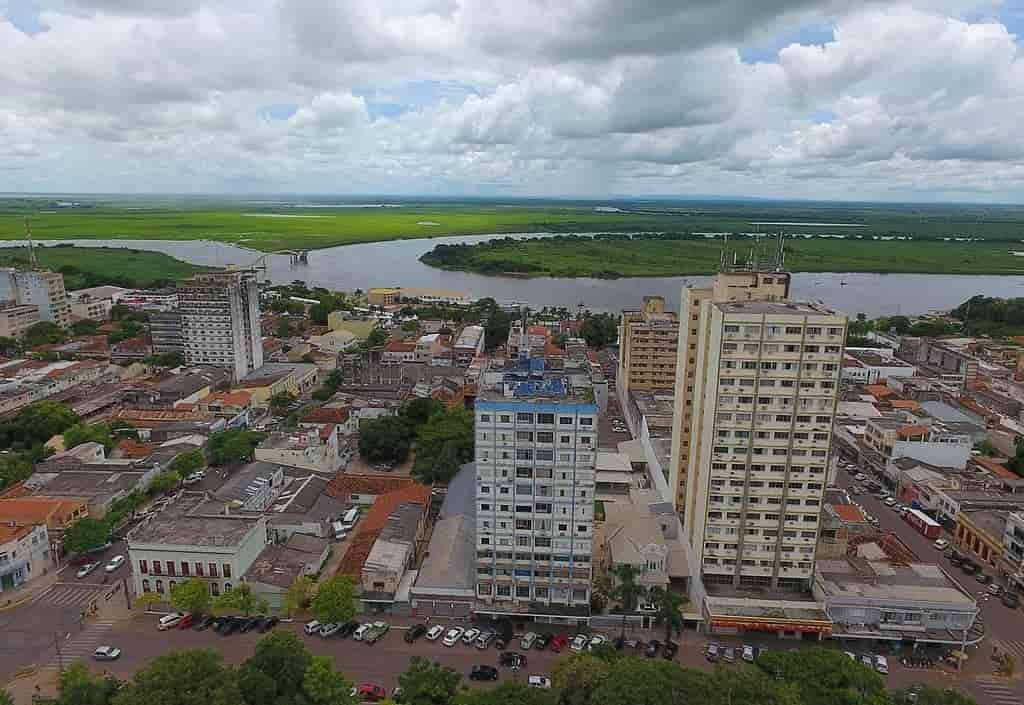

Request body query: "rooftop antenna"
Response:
[775, 232, 785, 271]
[24, 217, 38, 270]
[720, 232, 729, 272]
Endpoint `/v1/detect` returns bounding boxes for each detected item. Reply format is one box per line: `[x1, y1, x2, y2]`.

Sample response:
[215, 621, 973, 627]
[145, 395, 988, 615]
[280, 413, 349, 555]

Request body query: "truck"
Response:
[904, 508, 941, 539]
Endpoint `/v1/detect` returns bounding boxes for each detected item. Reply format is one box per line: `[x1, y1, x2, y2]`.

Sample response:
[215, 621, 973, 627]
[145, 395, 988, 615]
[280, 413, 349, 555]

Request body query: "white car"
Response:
[104, 555, 125, 572]
[570, 634, 590, 652]
[319, 622, 342, 637]
[462, 628, 480, 645]
[92, 646, 121, 661]
[587, 635, 607, 651]
[442, 627, 465, 647]
[854, 473, 867, 481]
[353, 623, 371, 641]
[425, 625, 445, 641]
[520, 632, 538, 650]
[76, 563, 98, 579]
[873, 655, 889, 675]
[883, 497, 897, 507]
[934, 538, 949, 550]
[528, 675, 552, 690]
[184, 471, 206, 485]
[741, 645, 755, 663]
[157, 612, 186, 630]
[304, 620, 321, 635]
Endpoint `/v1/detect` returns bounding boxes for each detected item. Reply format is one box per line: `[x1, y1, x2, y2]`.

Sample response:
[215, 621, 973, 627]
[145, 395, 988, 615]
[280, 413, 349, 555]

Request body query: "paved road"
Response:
[835, 465, 1024, 705]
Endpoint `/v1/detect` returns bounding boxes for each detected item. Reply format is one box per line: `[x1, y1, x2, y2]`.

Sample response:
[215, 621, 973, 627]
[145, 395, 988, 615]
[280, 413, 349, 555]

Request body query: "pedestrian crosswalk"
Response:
[975, 676, 1022, 705]
[33, 583, 104, 608]
[40, 621, 117, 671]
[993, 639, 1024, 660]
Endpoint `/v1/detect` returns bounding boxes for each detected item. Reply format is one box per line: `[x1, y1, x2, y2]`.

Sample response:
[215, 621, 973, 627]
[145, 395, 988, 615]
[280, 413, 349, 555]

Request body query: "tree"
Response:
[240, 631, 313, 705]
[647, 586, 686, 645]
[456, 681, 553, 705]
[213, 583, 267, 617]
[0, 336, 19, 357]
[208, 429, 266, 466]
[171, 578, 211, 614]
[146, 472, 179, 495]
[366, 328, 389, 348]
[0, 401, 79, 450]
[578, 313, 619, 348]
[611, 564, 642, 639]
[311, 575, 356, 624]
[71, 319, 100, 336]
[58, 663, 120, 705]
[411, 409, 474, 485]
[276, 319, 296, 338]
[23, 321, 66, 348]
[400, 397, 445, 428]
[63, 423, 114, 451]
[358, 416, 413, 466]
[132, 592, 165, 612]
[269, 392, 297, 417]
[282, 575, 315, 617]
[551, 654, 611, 705]
[303, 655, 356, 705]
[907, 687, 978, 705]
[113, 649, 241, 705]
[170, 449, 205, 480]
[397, 656, 461, 705]
[0, 453, 33, 490]
[755, 647, 886, 705]
[64, 517, 110, 554]
[0, 689, 12, 705]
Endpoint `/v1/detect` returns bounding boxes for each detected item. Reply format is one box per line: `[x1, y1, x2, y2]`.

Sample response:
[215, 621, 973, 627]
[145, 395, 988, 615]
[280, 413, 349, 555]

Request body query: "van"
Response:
[332, 521, 347, 541]
[341, 507, 360, 530]
[873, 655, 889, 675]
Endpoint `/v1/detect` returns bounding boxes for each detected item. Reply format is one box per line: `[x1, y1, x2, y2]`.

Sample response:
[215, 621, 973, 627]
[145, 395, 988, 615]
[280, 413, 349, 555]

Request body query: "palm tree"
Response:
[648, 586, 687, 645]
[612, 564, 643, 640]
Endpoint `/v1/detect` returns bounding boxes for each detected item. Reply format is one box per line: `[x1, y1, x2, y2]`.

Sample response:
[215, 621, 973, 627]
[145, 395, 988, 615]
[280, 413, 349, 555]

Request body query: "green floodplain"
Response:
[0, 244, 211, 289]
[3, 196, 1024, 276]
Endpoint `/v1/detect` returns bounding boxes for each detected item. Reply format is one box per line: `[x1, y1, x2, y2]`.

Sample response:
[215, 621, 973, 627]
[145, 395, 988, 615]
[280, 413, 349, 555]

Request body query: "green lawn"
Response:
[0, 245, 212, 289]
[420, 235, 1024, 277]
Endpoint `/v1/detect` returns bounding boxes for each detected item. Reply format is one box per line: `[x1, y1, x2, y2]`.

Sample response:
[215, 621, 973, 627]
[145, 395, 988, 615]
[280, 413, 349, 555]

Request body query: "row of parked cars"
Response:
[157, 611, 280, 635]
[75, 554, 125, 578]
[304, 619, 391, 644]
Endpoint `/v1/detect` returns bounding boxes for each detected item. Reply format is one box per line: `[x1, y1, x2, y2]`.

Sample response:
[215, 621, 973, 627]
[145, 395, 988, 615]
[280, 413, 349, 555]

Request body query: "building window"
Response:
[155, 579, 164, 594]
[181, 562, 190, 576]
[211, 583, 220, 597]
[209, 563, 218, 578]
[142, 579, 150, 592]
[195, 563, 204, 577]
[538, 414, 555, 424]
[222, 564, 231, 578]
[224, 582, 232, 592]
[166, 561, 176, 576]
[169, 580, 177, 592]
[153, 562, 162, 575]
[139, 560, 148, 574]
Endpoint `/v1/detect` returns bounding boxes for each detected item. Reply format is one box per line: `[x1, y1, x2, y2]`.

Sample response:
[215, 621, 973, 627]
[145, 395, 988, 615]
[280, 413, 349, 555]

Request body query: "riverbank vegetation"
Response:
[6, 197, 1024, 252]
[0, 244, 210, 289]
[421, 233, 1024, 277]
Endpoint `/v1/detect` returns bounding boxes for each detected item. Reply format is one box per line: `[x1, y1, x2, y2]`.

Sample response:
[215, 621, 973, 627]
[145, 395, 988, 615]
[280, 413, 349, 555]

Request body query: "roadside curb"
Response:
[0, 596, 32, 612]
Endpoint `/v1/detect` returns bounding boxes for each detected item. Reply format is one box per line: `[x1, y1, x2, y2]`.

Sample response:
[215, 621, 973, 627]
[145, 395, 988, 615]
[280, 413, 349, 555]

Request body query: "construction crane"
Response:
[24, 217, 39, 270]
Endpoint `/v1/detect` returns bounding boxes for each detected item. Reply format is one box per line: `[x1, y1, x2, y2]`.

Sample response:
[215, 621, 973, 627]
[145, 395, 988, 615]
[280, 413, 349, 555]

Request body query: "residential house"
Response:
[0, 523, 53, 594]
[244, 533, 330, 609]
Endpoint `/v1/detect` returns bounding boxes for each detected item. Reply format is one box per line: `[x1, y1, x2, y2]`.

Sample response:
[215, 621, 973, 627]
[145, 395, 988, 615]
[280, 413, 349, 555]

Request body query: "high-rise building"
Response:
[474, 355, 598, 617]
[617, 295, 679, 396]
[670, 269, 846, 591]
[149, 310, 184, 355]
[0, 269, 70, 328]
[178, 270, 262, 380]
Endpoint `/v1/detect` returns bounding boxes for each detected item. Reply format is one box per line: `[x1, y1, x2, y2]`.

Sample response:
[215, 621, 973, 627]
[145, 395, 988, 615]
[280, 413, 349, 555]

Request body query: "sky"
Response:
[3, 0, 1024, 201]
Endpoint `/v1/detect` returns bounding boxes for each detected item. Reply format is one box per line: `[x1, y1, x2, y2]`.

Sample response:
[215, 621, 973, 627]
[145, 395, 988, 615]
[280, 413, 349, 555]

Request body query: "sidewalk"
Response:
[0, 563, 70, 612]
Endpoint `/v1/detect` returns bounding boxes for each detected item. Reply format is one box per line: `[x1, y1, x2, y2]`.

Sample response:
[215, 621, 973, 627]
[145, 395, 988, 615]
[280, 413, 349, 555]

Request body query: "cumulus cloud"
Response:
[1, 0, 1024, 199]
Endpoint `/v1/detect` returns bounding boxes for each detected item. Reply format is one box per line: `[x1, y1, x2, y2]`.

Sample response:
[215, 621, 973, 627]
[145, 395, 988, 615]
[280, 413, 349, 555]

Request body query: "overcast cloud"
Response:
[1, 0, 1023, 200]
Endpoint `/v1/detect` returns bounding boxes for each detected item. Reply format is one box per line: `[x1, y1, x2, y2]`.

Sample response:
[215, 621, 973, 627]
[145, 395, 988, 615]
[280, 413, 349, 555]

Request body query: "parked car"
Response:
[860, 654, 873, 669]
[873, 655, 889, 675]
[883, 497, 897, 507]
[194, 615, 216, 631]
[705, 643, 719, 662]
[742, 644, 756, 663]
[645, 640, 661, 658]
[569, 634, 590, 652]
[637, 601, 657, 613]
[220, 617, 241, 636]
[352, 623, 371, 641]
[549, 634, 569, 653]
[157, 612, 187, 631]
[462, 628, 481, 645]
[425, 625, 445, 641]
[854, 473, 867, 481]
[662, 641, 679, 660]
[534, 633, 552, 650]
[1002, 591, 1020, 609]
[258, 616, 279, 633]
[976, 573, 992, 585]
[499, 651, 526, 671]
[520, 632, 539, 650]
[405, 624, 427, 643]
[176, 613, 196, 629]
[527, 675, 552, 690]
[104, 555, 126, 573]
[304, 620, 322, 635]
[338, 621, 360, 639]
[587, 635, 607, 652]
[933, 538, 949, 550]
[76, 563, 99, 579]
[960, 561, 978, 575]
[442, 627, 465, 647]
[92, 646, 121, 661]
[988, 583, 1003, 596]
[364, 621, 390, 644]
[240, 616, 262, 633]
[723, 646, 736, 664]
[320, 622, 343, 638]
[210, 616, 229, 633]
[351, 683, 386, 702]
[475, 630, 496, 649]
[469, 665, 499, 681]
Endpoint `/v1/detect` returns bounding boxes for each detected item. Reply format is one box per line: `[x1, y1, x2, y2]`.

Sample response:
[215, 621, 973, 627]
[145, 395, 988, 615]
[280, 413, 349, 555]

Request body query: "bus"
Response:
[904, 508, 941, 539]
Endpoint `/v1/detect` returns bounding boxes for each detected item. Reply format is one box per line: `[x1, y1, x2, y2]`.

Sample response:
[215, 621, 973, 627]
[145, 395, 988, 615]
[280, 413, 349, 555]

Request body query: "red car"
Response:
[549, 633, 569, 653]
[176, 613, 195, 629]
[353, 684, 386, 702]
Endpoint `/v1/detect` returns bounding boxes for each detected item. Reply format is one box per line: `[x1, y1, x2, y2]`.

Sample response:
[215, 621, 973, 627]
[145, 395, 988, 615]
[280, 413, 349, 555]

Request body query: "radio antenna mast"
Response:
[24, 217, 38, 270]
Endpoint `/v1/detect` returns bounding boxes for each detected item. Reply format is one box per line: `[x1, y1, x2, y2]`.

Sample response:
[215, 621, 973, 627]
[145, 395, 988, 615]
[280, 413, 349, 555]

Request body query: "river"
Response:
[9, 236, 1024, 317]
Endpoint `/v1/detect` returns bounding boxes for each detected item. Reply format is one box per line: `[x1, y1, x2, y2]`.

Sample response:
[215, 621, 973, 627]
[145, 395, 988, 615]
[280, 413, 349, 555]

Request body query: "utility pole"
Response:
[24, 217, 39, 270]
[53, 632, 64, 673]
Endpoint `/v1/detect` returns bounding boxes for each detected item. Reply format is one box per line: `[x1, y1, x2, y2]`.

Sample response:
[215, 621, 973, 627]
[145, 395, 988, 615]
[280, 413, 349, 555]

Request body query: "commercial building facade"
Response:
[618, 296, 679, 396]
[0, 302, 40, 339]
[0, 269, 70, 328]
[178, 271, 262, 380]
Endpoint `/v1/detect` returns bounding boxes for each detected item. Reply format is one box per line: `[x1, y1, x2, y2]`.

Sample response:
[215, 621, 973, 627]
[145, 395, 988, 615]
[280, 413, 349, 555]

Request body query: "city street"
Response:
[835, 464, 1024, 705]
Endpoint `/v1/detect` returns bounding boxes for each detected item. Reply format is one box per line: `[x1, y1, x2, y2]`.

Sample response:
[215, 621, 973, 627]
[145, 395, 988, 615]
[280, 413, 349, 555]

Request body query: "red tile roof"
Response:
[865, 384, 895, 399]
[896, 425, 929, 439]
[325, 473, 414, 502]
[384, 340, 415, 353]
[116, 439, 158, 459]
[833, 504, 867, 522]
[336, 482, 431, 577]
[974, 456, 1018, 480]
[200, 390, 253, 407]
[889, 400, 920, 410]
[302, 406, 350, 425]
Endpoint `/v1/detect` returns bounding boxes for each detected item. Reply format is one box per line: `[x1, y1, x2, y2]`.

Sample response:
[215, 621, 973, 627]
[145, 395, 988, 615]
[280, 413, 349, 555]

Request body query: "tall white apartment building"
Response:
[678, 292, 846, 590]
[474, 358, 597, 619]
[0, 268, 70, 328]
[178, 270, 263, 380]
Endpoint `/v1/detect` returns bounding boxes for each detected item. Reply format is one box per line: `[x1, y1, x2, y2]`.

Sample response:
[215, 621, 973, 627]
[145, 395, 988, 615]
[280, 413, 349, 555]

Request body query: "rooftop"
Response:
[414, 463, 481, 597]
[239, 363, 317, 387]
[214, 462, 285, 504]
[337, 482, 431, 578]
[325, 473, 415, 502]
[817, 554, 975, 607]
[243, 534, 329, 589]
[714, 300, 841, 317]
[960, 509, 1011, 538]
[128, 492, 262, 548]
